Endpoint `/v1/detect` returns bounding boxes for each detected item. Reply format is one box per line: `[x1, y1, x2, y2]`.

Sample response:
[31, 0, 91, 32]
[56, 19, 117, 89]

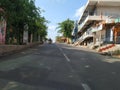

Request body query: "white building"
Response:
[75, 0, 120, 48]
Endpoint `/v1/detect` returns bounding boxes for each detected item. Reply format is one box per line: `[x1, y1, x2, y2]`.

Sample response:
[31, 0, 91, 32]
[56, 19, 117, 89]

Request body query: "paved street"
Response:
[0, 43, 120, 90]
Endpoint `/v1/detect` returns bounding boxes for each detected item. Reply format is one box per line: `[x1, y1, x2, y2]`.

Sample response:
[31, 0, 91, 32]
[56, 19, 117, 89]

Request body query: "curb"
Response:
[0, 42, 42, 57]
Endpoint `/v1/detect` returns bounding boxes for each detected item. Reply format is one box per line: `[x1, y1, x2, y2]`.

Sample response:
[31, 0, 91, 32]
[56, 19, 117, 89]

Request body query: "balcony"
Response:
[77, 28, 93, 43]
[78, 15, 108, 32]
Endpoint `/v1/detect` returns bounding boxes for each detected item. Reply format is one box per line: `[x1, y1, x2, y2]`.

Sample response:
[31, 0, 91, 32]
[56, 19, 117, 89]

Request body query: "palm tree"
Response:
[57, 19, 74, 43]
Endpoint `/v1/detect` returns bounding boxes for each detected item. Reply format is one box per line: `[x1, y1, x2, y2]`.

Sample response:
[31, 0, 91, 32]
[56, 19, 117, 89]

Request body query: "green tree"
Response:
[57, 19, 74, 43]
[36, 17, 48, 41]
[57, 19, 74, 38]
[0, 0, 48, 44]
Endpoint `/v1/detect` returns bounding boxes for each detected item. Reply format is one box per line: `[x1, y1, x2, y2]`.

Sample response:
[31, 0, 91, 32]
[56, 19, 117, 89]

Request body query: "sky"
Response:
[35, 0, 87, 42]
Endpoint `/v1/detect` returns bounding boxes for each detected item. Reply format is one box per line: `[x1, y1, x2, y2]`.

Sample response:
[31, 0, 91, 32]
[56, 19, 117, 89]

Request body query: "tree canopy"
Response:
[57, 19, 74, 38]
[0, 0, 48, 44]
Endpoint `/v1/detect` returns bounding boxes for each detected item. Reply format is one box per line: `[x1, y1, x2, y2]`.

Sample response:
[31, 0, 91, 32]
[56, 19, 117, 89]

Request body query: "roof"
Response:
[89, 0, 120, 7]
[78, 0, 120, 24]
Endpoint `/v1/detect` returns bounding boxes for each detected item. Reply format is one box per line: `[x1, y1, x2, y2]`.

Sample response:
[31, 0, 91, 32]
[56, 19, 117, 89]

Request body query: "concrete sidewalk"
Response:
[69, 43, 120, 58]
[0, 42, 42, 57]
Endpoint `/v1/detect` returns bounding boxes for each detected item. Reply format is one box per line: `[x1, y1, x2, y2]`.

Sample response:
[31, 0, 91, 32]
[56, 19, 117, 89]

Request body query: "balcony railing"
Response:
[78, 15, 108, 32]
[77, 28, 93, 43]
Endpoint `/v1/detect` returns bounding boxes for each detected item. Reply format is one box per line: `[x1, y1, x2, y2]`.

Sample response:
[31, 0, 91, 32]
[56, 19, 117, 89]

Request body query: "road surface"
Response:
[0, 43, 120, 90]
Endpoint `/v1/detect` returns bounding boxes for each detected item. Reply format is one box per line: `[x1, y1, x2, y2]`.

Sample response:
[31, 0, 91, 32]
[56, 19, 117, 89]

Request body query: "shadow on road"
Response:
[0, 66, 83, 90]
[60, 44, 120, 90]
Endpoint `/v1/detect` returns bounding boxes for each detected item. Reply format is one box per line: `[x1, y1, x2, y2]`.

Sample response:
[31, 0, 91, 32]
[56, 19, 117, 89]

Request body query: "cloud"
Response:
[74, 5, 85, 18]
[48, 25, 56, 31]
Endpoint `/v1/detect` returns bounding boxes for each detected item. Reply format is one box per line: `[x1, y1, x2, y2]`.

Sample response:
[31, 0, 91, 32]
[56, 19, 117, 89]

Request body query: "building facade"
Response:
[74, 0, 120, 48]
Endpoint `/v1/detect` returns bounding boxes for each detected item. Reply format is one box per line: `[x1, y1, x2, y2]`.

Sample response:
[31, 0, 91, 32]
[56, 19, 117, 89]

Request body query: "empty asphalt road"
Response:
[0, 43, 120, 90]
